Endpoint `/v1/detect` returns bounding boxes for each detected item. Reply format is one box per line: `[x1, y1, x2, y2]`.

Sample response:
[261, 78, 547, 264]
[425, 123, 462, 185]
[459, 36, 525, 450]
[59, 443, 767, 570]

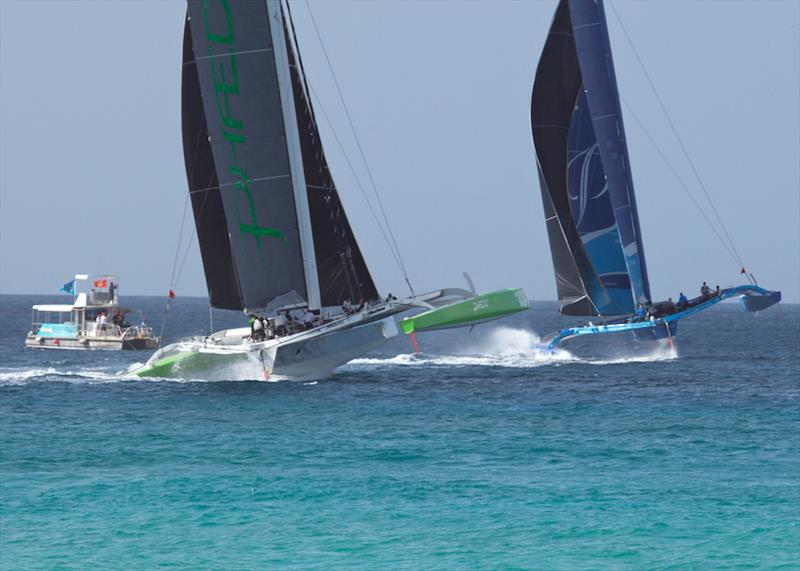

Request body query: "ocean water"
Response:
[1, 294, 798, 569]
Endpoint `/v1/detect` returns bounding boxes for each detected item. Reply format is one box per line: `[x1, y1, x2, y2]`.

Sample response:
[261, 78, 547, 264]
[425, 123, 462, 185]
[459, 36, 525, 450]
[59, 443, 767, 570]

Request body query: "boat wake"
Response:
[0, 366, 133, 385]
[0, 362, 274, 385]
[587, 343, 678, 365]
[1, 329, 678, 385]
[349, 327, 576, 370]
[348, 326, 678, 371]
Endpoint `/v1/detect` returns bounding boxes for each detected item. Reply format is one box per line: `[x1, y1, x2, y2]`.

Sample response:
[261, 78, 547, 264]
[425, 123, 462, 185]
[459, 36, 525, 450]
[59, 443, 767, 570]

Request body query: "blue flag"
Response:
[60, 279, 75, 295]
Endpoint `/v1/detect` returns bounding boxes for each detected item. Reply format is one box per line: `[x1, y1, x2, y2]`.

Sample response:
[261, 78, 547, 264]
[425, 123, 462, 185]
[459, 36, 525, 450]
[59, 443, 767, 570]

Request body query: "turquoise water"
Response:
[1, 295, 798, 568]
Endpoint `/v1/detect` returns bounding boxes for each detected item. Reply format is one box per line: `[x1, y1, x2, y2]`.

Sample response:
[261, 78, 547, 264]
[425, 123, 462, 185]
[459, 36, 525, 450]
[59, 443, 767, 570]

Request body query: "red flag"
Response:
[168, 289, 176, 299]
[93, 279, 107, 288]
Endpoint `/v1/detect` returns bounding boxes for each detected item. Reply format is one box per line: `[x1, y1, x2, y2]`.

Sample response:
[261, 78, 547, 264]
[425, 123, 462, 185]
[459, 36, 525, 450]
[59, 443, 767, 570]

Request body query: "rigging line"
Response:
[307, 83, 408, 278]
[608, 1, 748, 271]
[159, 181, 215, 345]
[168, 194, 190, 290]
[284, 0, 315, 111]
[620, 97, 743, 268]
[172, 168, 219, 303]
[174, 222, 198, 294]
[166, 103, 207, 293]
[302, 0, 414, 293]
[159, 192, 193, 348]
[288, 0, 409, 294]
[174, 183, 214, 291]
[286, 0, 381, 301]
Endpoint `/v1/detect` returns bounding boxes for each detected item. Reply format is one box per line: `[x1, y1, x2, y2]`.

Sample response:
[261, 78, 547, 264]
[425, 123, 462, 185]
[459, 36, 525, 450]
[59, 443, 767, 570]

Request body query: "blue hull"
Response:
[739, 290, 781, 312]
[633, 320, 678, 342]
[545, 284, 777, 350]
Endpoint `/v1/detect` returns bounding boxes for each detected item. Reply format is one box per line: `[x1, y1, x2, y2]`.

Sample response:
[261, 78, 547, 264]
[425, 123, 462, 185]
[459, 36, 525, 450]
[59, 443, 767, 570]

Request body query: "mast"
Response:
[531, 0, 651, 316]
[281, 0, 380, 307]
[569, 0, 651, 307]
[267, 0, 321, 311]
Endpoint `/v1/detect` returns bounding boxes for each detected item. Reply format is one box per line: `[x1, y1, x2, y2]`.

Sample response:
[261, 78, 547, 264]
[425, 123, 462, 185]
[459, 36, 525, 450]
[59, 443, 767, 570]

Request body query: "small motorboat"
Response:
[25, 274, 158, 351]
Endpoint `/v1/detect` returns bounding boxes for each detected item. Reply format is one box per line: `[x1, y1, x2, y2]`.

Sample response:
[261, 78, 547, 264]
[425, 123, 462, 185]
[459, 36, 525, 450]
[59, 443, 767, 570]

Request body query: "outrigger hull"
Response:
[739, 290, 781, 312]
[544, 285, 779, 350]
[400, 289, 529, 334]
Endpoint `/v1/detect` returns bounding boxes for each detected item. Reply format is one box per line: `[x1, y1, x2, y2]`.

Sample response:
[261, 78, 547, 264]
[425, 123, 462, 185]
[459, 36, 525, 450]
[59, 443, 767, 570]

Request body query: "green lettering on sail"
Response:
[230, 165, 288, 246]
[203, 0, 286, 260]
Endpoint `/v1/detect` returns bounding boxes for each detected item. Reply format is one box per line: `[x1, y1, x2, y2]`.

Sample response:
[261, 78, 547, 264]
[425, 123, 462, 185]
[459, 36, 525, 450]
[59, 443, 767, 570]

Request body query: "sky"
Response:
[1, 0, 798, 305]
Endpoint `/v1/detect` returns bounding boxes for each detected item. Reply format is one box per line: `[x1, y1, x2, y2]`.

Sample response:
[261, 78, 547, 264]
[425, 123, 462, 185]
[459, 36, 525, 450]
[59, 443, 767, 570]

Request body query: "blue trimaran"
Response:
[530, 0, 780, 351]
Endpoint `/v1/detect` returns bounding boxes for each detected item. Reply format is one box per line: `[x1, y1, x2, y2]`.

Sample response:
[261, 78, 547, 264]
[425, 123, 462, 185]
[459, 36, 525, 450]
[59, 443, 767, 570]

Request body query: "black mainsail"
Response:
[282, 7, 379, 307]
[181, 19, 241, 310]
[182, 0, 378, 314]
[531, 0, 651, 316]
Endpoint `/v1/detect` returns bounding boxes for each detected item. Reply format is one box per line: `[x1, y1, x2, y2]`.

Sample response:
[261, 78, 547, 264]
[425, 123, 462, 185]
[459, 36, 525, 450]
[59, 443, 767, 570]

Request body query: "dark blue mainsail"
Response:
[531, 0, 651, 316]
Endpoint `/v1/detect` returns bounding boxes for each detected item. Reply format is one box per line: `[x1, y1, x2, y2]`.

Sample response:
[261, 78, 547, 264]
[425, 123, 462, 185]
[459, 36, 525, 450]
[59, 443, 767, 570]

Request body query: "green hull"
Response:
[132, 348, 251, 378]
[400, 288, 529, 334]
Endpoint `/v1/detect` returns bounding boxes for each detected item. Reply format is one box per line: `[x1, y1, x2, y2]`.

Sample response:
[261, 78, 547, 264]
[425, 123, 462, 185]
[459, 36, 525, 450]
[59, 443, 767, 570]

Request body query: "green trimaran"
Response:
[131, 0, 527, 380]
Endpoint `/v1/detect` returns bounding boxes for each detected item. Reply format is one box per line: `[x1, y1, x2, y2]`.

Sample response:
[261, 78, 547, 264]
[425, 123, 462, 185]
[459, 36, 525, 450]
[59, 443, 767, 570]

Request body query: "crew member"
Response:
[264, 319, 275, 340]
[252, 316, 265, 341]
[112, 310, 124, 332]
[678, 292, 688, 309]
[303, 309, 315, 330]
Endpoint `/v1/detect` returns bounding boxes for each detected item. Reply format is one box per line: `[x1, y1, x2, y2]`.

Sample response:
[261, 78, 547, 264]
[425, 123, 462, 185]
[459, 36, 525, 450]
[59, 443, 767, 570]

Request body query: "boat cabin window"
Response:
[89, 290, 112, 305]
[30, 308, 76, 335]
[32, 310, 74, 324]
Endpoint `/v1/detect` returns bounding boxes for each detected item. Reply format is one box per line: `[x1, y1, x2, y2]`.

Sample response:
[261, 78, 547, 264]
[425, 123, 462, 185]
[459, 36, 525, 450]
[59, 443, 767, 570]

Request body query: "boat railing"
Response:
[166, 302, 396, 349]
[276, 302, 401, 342]
[89, 324, 142, 338]
[120, 326, 157, 341]
[89, 324, 123, 338]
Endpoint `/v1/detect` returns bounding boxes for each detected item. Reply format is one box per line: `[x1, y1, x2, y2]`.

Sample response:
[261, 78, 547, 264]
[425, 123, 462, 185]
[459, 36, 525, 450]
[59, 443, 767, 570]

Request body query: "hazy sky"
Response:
[1, 0, 798, 304]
